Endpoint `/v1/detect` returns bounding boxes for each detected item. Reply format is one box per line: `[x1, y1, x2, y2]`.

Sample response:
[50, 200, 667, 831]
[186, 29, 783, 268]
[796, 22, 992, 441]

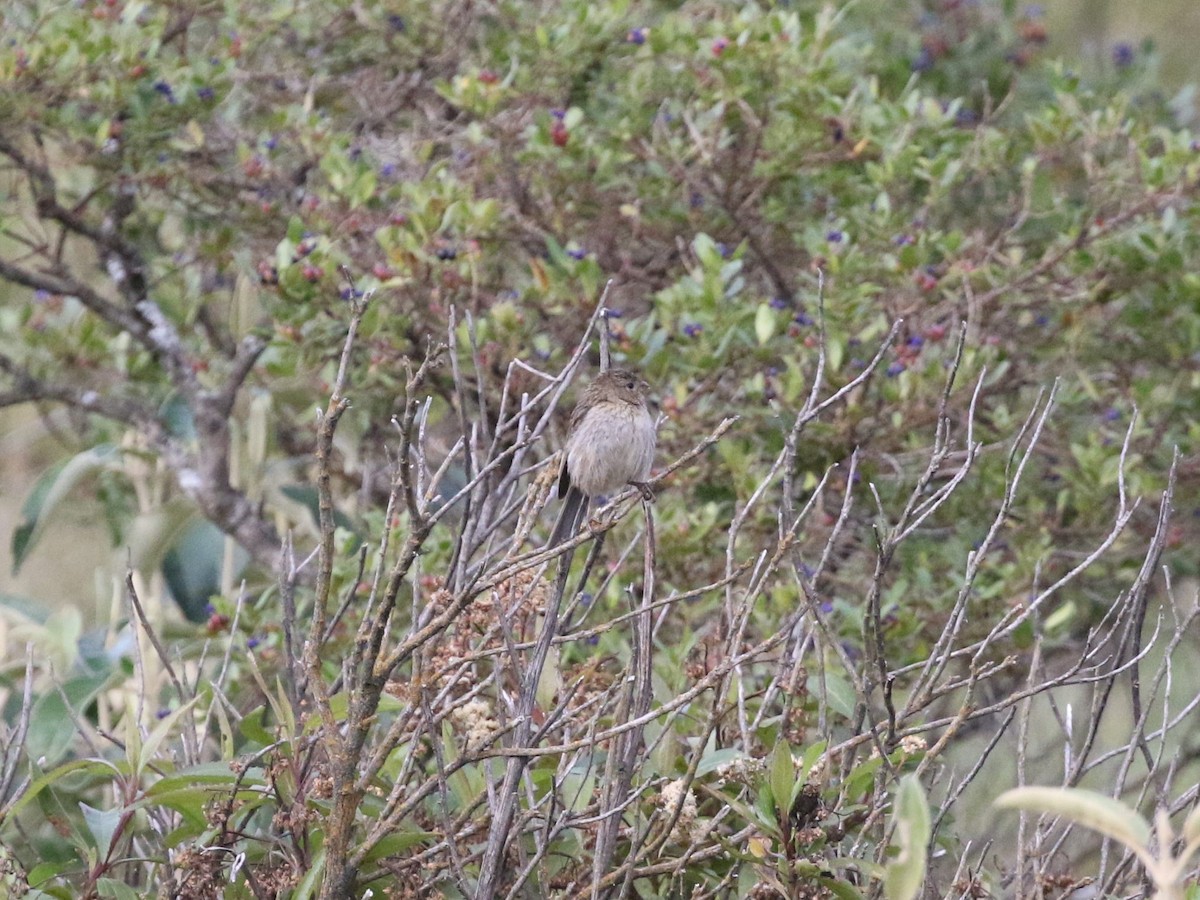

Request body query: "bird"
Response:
[550, 368, 656, 547]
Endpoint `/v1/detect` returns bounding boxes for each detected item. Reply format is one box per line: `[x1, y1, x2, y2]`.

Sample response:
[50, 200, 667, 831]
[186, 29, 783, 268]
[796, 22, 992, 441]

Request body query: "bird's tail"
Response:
[549, 486, 587, 548]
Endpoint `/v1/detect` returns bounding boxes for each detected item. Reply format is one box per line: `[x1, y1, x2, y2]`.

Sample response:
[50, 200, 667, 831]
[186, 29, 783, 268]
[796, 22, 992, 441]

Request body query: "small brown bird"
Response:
[550, 368, 656, 546]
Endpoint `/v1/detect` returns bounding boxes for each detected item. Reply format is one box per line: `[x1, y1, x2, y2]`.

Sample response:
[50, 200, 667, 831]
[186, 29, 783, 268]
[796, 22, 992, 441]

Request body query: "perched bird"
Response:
[550, 368, 656, 547]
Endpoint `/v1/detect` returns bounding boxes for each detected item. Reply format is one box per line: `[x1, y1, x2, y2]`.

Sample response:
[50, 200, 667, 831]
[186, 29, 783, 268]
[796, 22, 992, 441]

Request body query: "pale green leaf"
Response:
[80, 802, 122, 856]
[12, 446, 121, 573]
[768, 740, 794, 820]
[755, 303, 777, 345]
[995, 786, 1151, 851]
[884, 775, 930, 900]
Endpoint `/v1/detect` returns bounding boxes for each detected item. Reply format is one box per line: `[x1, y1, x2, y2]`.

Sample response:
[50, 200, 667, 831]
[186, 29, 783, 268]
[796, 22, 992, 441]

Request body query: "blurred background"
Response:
[1047, 0, 1200, 96]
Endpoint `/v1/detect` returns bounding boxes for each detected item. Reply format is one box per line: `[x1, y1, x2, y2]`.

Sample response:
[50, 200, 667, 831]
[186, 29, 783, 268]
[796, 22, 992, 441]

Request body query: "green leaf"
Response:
[884, 775, 930, 900]
[27, 672, 113, 765]
[138, 696, 202, 773]
[80, 802, 122, 856]
[11, 464, 61, 574]
[826, 335, 845, 374]
[768, 740, 794, 822]
[95, 878, 141, 900]
[821, 877, 866, 900]
[358, 828, 437, 863]
[2, 758, 116, 822]
[158, 393, 196, 440]
[351, 168, 378, 206]
[0, 593, 51, 625]
[126, 497, 198, 576]
[286, 216, 306, 243]
[11, 446, 121, 574]
[536, 644, 562, 712]
[697, 747, 745, 777]
[26, 859, 73, 887]
[798, 742, 828, 779]
[293, 844, 324, 900]
[995, 786, 1151, 851]
[25, 888, 75, 900]
[162, 518, 247, 623]
[755, 303, 777, 345]
[143, 762, 261, 797]
[560, 766, 597, 815]
[693, 233, 720, 270]
[815, 669, 856, 719]
[239, 710, 274, 747]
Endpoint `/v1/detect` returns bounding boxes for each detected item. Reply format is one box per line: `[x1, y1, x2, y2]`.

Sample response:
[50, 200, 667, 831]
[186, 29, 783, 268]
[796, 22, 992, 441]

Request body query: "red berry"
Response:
[478, 69, 499, 85]
[551, 122, 569, 147]
[915, 271, 939, 292]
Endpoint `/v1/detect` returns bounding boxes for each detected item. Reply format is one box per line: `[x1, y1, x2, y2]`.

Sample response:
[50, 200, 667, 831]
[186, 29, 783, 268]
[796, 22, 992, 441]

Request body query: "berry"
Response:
[243, 155, 265, 178]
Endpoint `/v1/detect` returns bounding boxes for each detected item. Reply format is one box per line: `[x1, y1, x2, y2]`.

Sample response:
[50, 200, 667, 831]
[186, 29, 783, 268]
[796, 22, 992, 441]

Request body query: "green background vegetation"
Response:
[1, 0, 1199, 897]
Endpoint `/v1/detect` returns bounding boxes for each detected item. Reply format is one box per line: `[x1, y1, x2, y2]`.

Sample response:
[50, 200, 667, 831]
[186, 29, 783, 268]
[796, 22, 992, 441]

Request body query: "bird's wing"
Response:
[557, 449, 572, 498]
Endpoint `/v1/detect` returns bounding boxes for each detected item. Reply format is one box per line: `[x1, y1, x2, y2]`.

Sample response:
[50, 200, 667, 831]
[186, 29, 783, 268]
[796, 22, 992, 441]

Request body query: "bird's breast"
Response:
[565, 402, 655, 498]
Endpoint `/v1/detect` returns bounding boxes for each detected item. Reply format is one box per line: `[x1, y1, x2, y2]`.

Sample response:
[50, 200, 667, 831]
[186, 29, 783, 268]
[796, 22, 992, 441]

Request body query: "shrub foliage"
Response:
[1, 0, 1199, 897]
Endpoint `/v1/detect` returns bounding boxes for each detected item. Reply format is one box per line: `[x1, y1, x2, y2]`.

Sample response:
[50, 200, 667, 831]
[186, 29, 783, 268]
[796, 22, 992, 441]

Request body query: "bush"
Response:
[1, 0, 1198, 897]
